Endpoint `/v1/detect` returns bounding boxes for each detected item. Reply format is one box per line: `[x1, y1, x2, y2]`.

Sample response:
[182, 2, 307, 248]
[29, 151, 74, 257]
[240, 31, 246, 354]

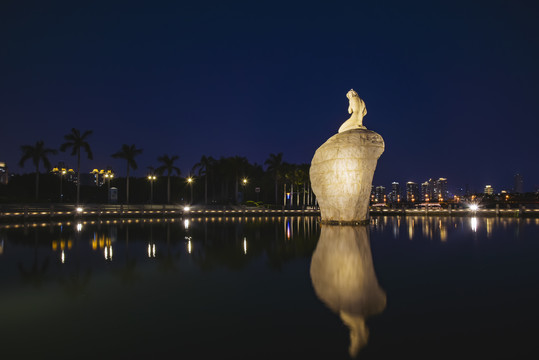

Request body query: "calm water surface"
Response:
[0, 216, 538, 359]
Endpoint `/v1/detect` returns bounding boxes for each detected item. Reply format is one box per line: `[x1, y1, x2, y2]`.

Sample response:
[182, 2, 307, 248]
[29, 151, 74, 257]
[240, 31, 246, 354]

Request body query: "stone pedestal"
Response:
[310, 128, 384, 224]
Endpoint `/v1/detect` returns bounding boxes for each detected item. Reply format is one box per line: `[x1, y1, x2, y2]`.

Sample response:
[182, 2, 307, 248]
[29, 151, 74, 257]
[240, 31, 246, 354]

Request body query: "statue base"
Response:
[310, 128, 384, 223]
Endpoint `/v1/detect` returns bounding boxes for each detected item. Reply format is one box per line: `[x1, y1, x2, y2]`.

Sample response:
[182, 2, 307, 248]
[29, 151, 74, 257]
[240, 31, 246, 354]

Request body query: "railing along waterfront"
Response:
[369, 207, 539, 217]
[0, 204, 321, 223]
[1, 204, 538, 223]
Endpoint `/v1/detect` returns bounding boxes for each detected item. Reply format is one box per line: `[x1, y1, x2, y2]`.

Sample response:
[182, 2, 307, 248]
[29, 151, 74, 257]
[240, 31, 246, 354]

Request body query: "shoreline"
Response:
[1, 203, 538, 225]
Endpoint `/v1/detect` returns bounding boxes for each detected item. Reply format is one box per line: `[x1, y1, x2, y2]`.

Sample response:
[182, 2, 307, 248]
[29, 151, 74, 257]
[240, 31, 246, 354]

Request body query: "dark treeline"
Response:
[1, 153, 314, 208]
[5, 128, 315, 206]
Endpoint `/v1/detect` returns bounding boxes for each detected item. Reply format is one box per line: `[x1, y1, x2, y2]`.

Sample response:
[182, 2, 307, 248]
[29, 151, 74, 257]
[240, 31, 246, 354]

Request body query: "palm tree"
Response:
[283, 162, 297, 208]
[298, 163, 311, 207]
[228, 156, 249, 204]
[156, 154, 181, 203]
[19, 140, 57, 200]
[60, 128, 93, 204]
[112, 144, 143, 204]
[192, 155, 214, 205]
[265, 153, 284, 205]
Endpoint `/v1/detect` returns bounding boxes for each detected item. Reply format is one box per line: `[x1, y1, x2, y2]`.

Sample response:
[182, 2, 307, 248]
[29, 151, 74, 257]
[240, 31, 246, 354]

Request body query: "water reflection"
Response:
[369, 216, 527, 242]
[0, 217, 320, 286]
[471, 217, 478, 232]
[0, 216, 537, 357]
[310, 225, 386, 357]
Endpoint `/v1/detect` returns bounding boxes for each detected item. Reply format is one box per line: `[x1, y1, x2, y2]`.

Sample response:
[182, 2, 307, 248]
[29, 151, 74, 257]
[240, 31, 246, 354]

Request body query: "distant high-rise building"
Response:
[434, 178, 448, 201]
[375, 185, 386, 203]
[514, 173, 524, 193]
[406, 181, 420, 202]
[420, 178, 448, 202]
[390, 182, 400, 203]
[0, 161, 8, 185]
[421, 181, 430, 201]
[484, 185, 494, 195]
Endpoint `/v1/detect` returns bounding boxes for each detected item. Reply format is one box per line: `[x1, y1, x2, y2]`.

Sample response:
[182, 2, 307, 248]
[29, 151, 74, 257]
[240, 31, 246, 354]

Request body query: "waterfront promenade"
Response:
[1, 203, 538, 223]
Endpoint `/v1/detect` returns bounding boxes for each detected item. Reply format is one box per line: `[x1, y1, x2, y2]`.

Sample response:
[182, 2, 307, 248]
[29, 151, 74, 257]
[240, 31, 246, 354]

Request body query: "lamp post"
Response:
[187, 176, 193, 204]
[60, 169, 66, 202]
[147, 174, 157, 204]
[104, 172, 114, 192]
[52, 166, 67, 202]
[90, 169, 99, 186]
[242, 177, 248, 203]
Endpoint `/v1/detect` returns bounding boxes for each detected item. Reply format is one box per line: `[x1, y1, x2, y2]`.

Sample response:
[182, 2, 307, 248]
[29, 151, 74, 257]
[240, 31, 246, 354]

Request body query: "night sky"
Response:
[1, 0, 538, 194]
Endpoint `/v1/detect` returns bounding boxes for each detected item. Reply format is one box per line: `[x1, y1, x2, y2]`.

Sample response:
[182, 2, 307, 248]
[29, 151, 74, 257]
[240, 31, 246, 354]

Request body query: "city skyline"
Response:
[1, 0, 538, 193]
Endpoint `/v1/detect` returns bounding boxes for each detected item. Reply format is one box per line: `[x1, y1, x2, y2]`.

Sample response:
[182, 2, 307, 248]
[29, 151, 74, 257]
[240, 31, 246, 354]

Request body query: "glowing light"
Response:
[471, 217, 478, 232]
[76, 207, 83, 213]
[184, 219, 190, 229]
[184, 206, 190, 212]
[61, 250, 65, 264]
[146, 243, 156, 258]
[76, 223, 83, 232]
[469, 204, 479, 211]
[286, 221, 291, 240]
[148, 244, 154, 257]
[243, 237, 247, 255]
[187, 239, 192, 254]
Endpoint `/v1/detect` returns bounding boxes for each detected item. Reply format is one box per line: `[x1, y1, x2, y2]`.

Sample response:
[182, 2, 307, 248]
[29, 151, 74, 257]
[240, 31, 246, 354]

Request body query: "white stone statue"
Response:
[338, 89, 367, 133]
[310, 88, 384, 223]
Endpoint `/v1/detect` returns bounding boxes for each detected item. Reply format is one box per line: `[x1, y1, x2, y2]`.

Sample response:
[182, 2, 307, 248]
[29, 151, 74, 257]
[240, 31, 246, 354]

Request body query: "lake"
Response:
[0, 216, 538, 359]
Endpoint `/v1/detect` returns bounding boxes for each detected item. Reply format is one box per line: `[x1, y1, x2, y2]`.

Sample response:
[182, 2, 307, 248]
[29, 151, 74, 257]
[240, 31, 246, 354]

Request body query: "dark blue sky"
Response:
[1, 0, 538, 193]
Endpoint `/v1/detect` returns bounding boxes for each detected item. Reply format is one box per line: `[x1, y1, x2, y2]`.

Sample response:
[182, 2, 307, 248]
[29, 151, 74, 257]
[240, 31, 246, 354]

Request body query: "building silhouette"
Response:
[389, 182, 400, 203]
[0, 161, 8, 185]
[375, 186, 386, 203]
[406, 181, 419, 202]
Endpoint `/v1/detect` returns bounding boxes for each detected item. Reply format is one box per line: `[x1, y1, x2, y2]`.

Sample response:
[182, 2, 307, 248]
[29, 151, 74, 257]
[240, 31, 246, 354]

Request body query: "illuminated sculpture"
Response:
[310, 225, 386, 357]
[338, 89, 367, 133]
[310, 89, 384, 224]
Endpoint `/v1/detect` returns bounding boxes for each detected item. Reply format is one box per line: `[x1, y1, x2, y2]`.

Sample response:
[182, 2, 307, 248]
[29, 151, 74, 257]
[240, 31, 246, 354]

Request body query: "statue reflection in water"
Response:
[310, 225, 386, 357]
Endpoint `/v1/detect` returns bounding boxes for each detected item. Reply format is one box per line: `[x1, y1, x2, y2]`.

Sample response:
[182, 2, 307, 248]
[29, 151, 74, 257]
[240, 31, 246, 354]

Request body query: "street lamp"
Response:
[186, 176, 194, 204]
[147, 174, 157, 204]
[104, 171, 114, 192]
[90, 169, 100, 186]
[51, 166, 67, 202]
[242, 177, 248, 203]
[60, 169, 66, 202]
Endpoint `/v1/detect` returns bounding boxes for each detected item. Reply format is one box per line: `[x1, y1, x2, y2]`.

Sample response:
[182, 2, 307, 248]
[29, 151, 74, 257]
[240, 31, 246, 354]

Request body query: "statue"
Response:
[310, 88, 384, 224]
[338, 89, 367, 133]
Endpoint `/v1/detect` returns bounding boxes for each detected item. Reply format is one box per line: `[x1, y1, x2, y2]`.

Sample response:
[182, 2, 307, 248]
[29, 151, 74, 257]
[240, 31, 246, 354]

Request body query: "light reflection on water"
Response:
[369, 215, 531, 242]
[311, 225, 386, 357]
[0, 215, 538, 358]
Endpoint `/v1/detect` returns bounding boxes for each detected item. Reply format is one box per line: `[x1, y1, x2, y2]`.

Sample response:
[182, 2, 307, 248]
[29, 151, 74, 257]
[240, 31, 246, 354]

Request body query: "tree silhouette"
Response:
[60, 128, 93, 204]
[19, 140, 57, 200]
[265, 153, 284, 205]
[156, 154, 181, 203]
[112, 144, 143, 204]
[192, 155, 214, 205]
